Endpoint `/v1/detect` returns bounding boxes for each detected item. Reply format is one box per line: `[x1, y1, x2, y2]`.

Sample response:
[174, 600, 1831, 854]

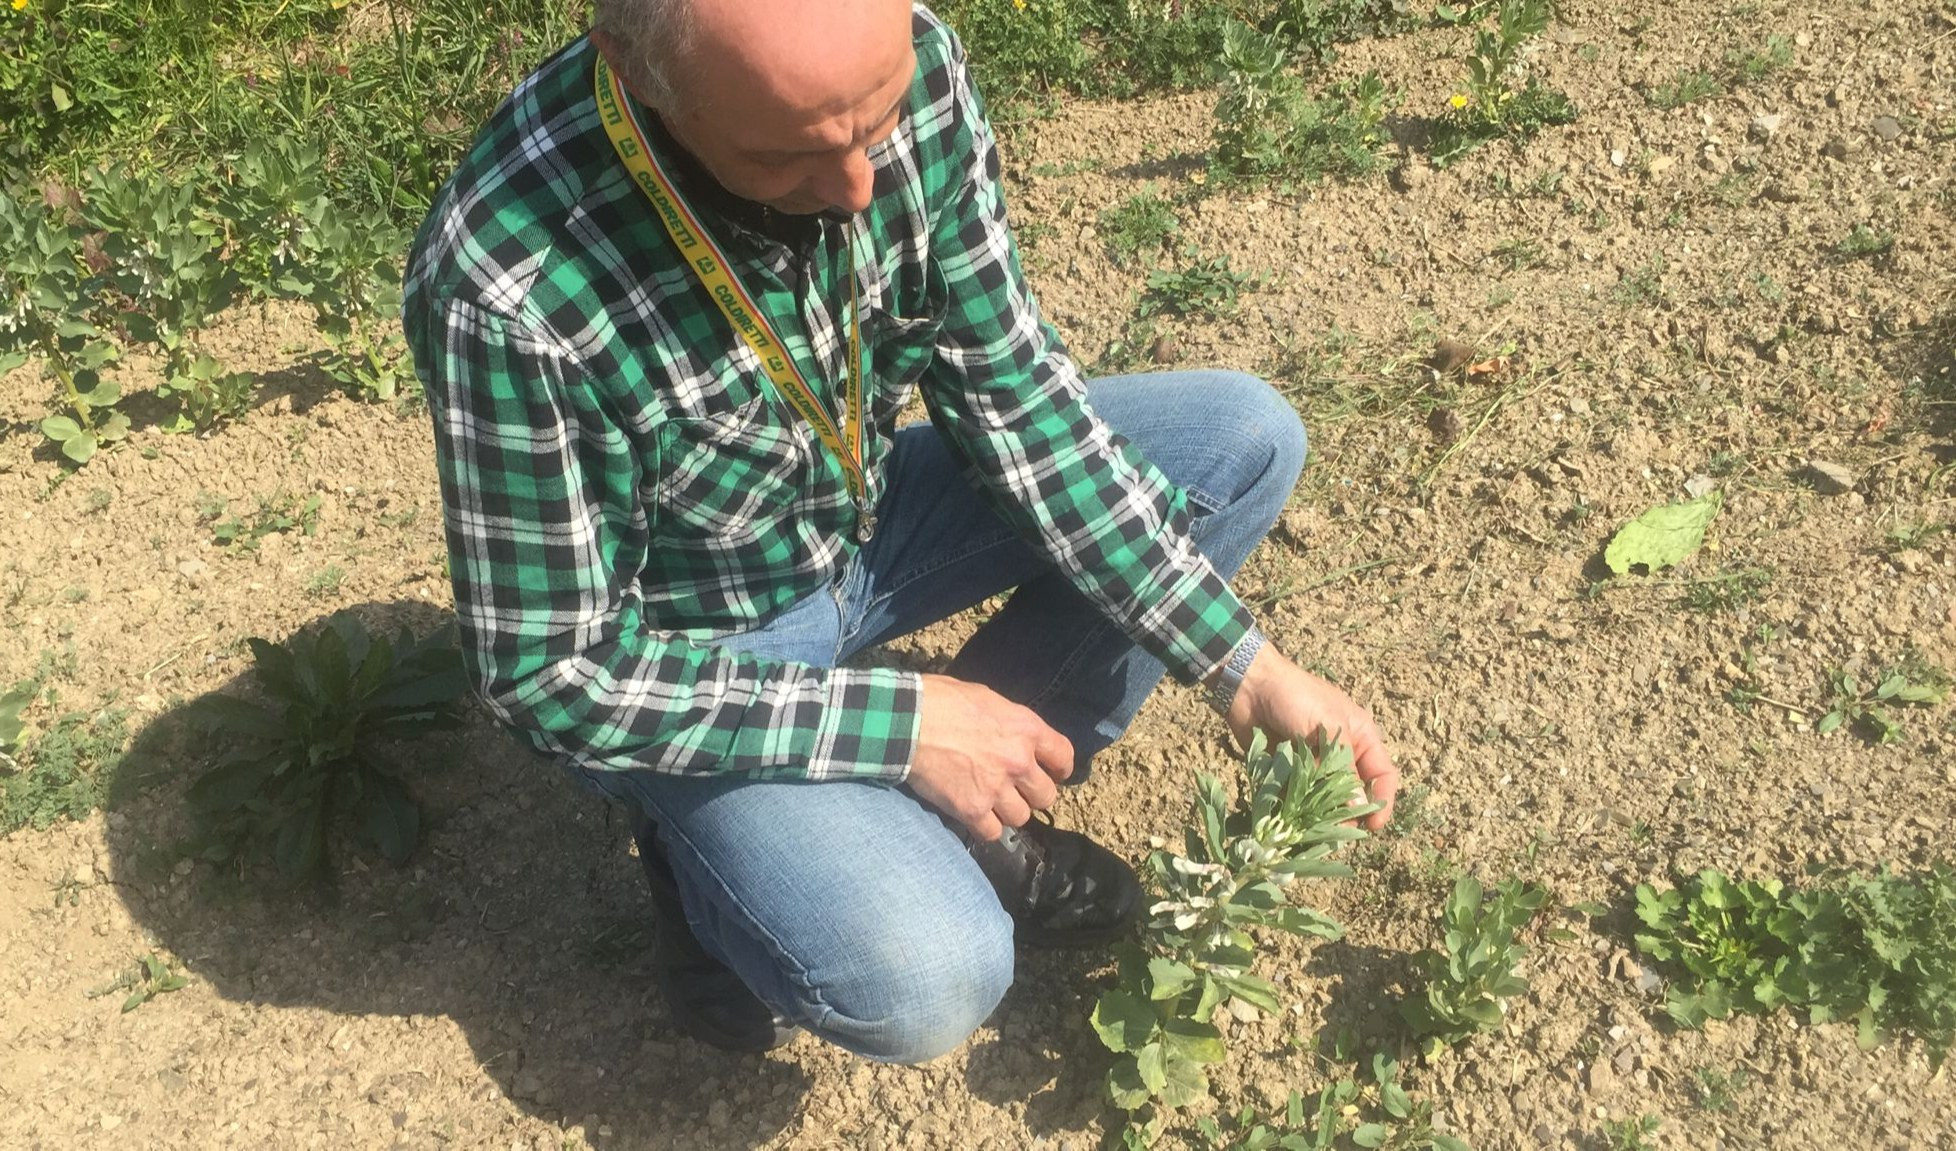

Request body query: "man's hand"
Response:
[910, 675, 1074, 841]
[1219, 646, 1399, 830]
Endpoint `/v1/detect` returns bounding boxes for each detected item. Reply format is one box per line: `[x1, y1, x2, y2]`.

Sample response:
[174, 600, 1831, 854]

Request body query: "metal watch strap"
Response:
[1206, 625, 1266, 715]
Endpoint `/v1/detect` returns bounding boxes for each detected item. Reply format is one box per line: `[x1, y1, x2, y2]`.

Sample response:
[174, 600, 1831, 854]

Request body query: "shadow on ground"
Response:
[103, 599, 812, 1150]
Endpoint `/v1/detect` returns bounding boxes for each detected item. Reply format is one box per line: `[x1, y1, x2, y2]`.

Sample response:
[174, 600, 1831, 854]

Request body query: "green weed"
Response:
[211, 493, 322, 552]
[1195, 1053, 1471, 1150]
[1679, 566, 1773, 614]
[1836, 225, 1895, 260]
[1401, 875, 1548, 1056]
[1603, 1115, 1661, 1151]
[1143, 251, 1254, 319]
[1726, 35, 1794, 84]
[1431, 0, 1577, 164]
[1212, 22, 1395, 185]
[1, 703, 129, 835]
[0, 192, 128, 465]
[1646, 69, 1723, 109]
[1817, 658, 1949, 743]
[1634, 864, 1956, 1066]
[187, 612, 466, 882]
[1692, 1065, 1749, 1112]
[1099, 188, 1181, 268]
[85, 953, 190, 1013]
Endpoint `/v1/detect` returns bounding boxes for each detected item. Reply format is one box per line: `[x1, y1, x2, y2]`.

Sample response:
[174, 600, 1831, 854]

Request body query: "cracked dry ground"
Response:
[2, 0, 1954, 1148]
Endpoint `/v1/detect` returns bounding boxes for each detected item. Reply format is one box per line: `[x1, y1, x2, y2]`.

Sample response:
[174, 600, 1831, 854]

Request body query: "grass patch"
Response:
[1647, 68, 1723, 109]
[1098, 188, 1180, 268]
[1, 704, 129, 835]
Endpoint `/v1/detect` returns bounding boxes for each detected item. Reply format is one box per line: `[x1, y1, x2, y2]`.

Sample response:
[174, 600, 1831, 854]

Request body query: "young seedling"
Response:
[188, 611, 467, 881]
[1099, 187, 1180, 268]
[1400, 875, 1548, 1056]
[1817, 659, 1949, 744]
[1195, 1053, 1472, 1150]
[1142, 250, 1254, 320]
[1603, 1114, 1661, 1151]
[1635, 864, 1956, 1066]
[1646, 68, 1723, 110]
[1212, 21, 1395, 185]
[86, 953, 190, 1012]
[1835, 225, 1895, 260]
[0, 683, 30, 770]
[1093, 732, 1379, 1144]
[1433, 0, 1577, 163]
[210, 492, 323, 552]
[1, 192, 128, 465]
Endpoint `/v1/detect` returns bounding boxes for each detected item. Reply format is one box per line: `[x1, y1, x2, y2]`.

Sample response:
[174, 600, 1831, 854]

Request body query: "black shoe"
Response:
[634, 818, 796, 1053]
[967, 814, 1144, 949]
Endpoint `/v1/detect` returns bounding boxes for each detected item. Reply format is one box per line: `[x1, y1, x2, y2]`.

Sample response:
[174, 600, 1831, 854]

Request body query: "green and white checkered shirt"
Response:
[402, 7, 1255, 784]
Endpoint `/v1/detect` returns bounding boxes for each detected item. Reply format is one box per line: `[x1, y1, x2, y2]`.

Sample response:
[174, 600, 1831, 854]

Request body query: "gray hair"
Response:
[593, 0, 696, 112]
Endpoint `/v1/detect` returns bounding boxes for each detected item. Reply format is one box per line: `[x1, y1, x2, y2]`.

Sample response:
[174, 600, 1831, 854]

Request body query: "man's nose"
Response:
[816, 149, 877, 215]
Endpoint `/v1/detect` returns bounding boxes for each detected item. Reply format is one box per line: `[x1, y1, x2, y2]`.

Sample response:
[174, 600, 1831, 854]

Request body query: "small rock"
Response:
[1684, 474, 1716, 499]
[1567, 396, 1591, 416]
[511, 1068, 543, 1100]
[1761, 180, 1804, 203]
[1871, 115, 1903, 142]
[1804, 460, 1858, 494]
[1428, 407, 1465, 445]
[1749, 112, 1783, 141]
[1147, 334, 1179, 364]
[1586, 1059, 1617, 1095]
[1820, 136, 1852, 161]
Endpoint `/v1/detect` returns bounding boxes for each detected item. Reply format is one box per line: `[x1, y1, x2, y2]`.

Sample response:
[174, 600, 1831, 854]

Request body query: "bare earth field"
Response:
[2, 1, 1953, 1148]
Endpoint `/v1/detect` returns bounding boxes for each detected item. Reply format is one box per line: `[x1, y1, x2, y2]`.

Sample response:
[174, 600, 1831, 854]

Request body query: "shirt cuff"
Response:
[803, 666, 923, 783]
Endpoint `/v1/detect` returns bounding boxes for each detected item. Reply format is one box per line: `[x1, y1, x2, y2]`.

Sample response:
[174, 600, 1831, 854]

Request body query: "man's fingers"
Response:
[1016, 766, 1059, 814]
[1033, 721, 1074, 783]
[965, 809, 1004, 842]
[994, 791, 1033, 831]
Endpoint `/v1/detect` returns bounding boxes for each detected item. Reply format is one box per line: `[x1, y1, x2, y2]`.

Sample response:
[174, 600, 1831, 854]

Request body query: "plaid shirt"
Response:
[403, 8, 1254, 784]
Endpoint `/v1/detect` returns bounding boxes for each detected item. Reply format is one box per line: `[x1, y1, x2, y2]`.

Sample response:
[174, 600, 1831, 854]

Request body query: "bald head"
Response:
[593, 0, 916, 215]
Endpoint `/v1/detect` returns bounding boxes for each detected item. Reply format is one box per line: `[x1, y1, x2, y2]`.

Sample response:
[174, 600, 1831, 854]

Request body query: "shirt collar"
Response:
[641, 104, 837, 257]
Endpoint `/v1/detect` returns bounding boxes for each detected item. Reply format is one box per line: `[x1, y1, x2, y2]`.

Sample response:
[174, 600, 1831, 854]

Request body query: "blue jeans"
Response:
[586, 370, 1305, 1063]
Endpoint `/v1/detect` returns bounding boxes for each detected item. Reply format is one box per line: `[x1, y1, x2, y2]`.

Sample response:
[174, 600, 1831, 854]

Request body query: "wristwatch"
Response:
[1206, 625, 1266, 715]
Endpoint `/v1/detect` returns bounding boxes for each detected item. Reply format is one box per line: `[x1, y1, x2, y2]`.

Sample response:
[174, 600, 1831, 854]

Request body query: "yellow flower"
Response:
[1448, 93, 1470, 110]
[1012, 0, 1026, 8]
[11, 0, 28, 11]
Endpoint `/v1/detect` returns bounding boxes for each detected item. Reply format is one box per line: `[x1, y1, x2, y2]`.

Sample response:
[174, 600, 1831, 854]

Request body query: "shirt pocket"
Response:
[650, 394, 806, 545]
[866, 305, 944, 422]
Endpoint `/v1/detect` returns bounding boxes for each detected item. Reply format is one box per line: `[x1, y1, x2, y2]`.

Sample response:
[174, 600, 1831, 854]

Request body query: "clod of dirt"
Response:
[1148, 334, 1180, 364]
[1804, 460, 1859, 494]
[1871, 115, 1903, 142]
[1389, 159, 1425, 193]
[1428, 338, 1475, 375]
[1428, 407, 1465, 445]
[1749, 112, 1784, 142]
[1820, 136, 1853, 160]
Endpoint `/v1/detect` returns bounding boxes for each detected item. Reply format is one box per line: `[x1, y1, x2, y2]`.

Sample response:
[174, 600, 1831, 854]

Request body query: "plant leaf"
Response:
[1091, 989, 1158, 1053]
[1604, 491, 1722, 575]
[362, 771, 419, 864]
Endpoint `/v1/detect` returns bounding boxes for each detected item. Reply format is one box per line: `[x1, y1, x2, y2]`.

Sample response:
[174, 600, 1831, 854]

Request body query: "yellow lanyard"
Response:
[594, 55, 875, 541]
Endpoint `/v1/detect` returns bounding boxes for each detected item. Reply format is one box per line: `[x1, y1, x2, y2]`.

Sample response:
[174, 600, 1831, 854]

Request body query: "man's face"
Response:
[606, 0, 917, 217]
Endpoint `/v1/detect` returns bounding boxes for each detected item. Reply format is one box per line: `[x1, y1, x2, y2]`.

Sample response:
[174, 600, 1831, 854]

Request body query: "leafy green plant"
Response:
[1432, 0, 1576, 163]
[1, 191, 128, 464]
[187, 611, 467, 881]
[0, 683, 29, 768]
[1646, 68, 1723, 109]
[284, 200, 416, 403]
[1692, 1065, 1748, 1112]
[1400, 875, 1547, 1056]
[1195, 1053, 1471, 1150]
[86, 953, 191, 1013]
[211, 492, 322, 552]
[1603, 491, 1721, 576]
[83, 167, 253, 432]
[1836, 225, 1895, 260]
[1817, 659, 1949, 743]
[1100, 188, 1181, 268]
[1143, 251, 1255, 319]
[1725, 35, 1793, 84]
[1092, 733, 1378, 1142]
[1635, 864, 1956, 1066]
[1212, 21, 1395, 184]
[1603, 1114, 1661, 1151]
[1, 704, 129, 835]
